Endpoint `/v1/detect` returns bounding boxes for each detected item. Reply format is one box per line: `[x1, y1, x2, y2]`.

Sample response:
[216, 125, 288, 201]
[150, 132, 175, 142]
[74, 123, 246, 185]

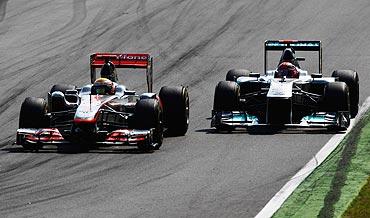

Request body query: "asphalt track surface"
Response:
[1, 0, 370, 217]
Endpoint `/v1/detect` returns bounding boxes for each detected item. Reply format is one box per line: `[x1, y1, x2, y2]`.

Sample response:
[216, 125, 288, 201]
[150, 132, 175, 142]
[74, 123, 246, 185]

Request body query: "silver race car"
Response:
[17, 53, 189, 151]
[212, 40, 359, 131]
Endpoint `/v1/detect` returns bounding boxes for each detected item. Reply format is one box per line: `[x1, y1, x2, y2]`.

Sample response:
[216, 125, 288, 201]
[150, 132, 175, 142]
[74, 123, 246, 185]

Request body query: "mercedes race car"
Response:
[17, 53, 189, 151]
[211, 40, 359, 131]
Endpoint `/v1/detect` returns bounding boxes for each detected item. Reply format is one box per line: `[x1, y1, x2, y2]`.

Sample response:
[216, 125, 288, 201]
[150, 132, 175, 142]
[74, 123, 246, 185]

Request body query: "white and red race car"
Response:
[17, 53, 189, 151]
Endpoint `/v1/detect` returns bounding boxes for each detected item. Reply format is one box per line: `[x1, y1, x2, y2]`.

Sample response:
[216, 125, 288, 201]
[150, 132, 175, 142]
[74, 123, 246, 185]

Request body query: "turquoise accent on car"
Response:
[302, 114, 327, 122]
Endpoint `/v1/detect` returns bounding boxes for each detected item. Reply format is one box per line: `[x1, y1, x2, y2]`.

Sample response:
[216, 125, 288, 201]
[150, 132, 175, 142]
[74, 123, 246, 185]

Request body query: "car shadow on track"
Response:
[2, 145, 154, 154]
[2, 133, 182, 154]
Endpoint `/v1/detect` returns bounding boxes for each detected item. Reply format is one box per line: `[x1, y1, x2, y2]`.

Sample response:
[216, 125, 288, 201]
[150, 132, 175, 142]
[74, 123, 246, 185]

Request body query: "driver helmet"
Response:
[92, 78, 115, 95]
[275, 62, 299, 78]
[100, 58, 118, 82]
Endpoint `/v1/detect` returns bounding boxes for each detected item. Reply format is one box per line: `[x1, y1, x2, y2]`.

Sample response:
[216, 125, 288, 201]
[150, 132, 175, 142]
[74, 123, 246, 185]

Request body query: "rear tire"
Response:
[159, 86, 189, 136]
[226, 69, 250, 81]
[213, 81, 240, 111]
[332, 70, 359, 118]
[135, 99, 163, 151]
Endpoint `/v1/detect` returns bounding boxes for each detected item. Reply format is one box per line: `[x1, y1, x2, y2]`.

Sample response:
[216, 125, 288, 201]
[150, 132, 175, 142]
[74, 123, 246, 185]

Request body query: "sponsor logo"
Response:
[120, 54, 148, 60]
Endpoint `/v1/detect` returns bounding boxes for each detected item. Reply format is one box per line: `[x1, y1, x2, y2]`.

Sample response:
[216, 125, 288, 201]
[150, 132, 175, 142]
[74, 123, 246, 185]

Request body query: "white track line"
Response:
[255, 97, 370, 218]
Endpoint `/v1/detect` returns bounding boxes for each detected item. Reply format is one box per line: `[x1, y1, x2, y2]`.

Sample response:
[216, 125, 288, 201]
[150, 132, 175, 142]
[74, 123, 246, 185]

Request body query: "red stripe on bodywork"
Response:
[74, 117, 97, 124]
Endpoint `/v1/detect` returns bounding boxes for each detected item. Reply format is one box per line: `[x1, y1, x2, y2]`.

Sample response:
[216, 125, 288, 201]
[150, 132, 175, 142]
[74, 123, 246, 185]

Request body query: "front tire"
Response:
[135, 99, 163, 151]
[332, 70, 359, 118]
[213, 81, 240, 132]
[322, 82, 350, 112]
[159, 86, 189, 136]
[213, 81, 240, 111]
[19, 97, 49, 128]
[19, 97, 49, 150]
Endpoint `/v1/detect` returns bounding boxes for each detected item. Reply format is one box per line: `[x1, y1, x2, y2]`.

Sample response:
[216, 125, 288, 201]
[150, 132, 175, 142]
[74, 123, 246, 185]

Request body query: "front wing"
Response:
[16, 128, 156, 146]
[211, 111, 350, 130]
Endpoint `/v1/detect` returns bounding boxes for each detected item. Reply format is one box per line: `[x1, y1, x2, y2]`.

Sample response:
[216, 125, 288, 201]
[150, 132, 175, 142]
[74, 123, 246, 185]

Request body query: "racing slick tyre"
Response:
[135, 99, 163, 151]
[226, 69, 250, 81]
[323, 82, 351, 131]
[322, 82, 350, 113]
[159, 86, 189, 136]
[213, 81, 240, 111]
[50, 84, 76, 112]
[213, 81, 240, 132]
[19, 97, 49, 151]
[332, 70, 359, 118]
[19, 97, 49, 128]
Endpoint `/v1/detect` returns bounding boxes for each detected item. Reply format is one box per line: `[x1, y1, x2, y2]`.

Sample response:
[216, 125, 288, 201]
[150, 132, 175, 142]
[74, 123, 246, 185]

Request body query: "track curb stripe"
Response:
[255, 97, 370, 218]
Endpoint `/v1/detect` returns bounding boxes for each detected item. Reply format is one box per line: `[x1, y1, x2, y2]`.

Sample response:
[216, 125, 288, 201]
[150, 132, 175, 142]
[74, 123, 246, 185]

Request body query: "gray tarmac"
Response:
[1, 0, 370, 217]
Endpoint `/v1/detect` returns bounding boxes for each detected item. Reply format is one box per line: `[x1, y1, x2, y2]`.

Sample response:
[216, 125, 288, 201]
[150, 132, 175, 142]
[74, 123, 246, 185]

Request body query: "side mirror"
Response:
[296, 57, 305, 61]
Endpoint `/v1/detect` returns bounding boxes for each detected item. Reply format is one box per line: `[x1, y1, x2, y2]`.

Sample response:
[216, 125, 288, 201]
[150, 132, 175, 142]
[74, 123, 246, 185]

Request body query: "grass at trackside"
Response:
[273, 111, 370, 218]
[343, 176, 370, 218]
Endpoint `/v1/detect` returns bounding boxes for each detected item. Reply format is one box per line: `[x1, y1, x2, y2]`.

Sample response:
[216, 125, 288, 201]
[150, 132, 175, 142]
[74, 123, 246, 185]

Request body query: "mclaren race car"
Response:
[211, 40, 359, 131]
[17, 53, 189, 151]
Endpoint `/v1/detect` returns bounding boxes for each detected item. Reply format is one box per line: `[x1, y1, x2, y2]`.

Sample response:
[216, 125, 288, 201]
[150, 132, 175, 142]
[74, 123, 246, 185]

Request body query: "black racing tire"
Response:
[322, 82, 350, 112]
[135, 99, 163, 151]
[50, 84, 76, 112]
[226, 69, 251, 81]
[19, 97, 49, 128]
[213, 81, 240, 111]
[332, 70, 359, 118]
[159, 86, 189, 136]
[19, 97, 49, 151]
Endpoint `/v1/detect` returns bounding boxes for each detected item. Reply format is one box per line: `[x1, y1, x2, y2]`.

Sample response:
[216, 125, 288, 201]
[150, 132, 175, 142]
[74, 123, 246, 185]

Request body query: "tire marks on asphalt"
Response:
[155, 5, 246, 83]
[0, 86, 29, 117]
[0, 0, 8, 35]
[136, 0, 174, 56]
[49, 0, 87, 37]
[0, 0, 8, 22]
[158, 0, 195, 59]
[106, 0, 184, 51]
[0, 151, 139, 214]
[25, 0, 87, 47]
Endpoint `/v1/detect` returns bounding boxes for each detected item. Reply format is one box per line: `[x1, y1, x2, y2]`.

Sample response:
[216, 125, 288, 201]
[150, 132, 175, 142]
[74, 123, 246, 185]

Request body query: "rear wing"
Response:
[264, 40, 322, 74]
[90, 53, 153, 92]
